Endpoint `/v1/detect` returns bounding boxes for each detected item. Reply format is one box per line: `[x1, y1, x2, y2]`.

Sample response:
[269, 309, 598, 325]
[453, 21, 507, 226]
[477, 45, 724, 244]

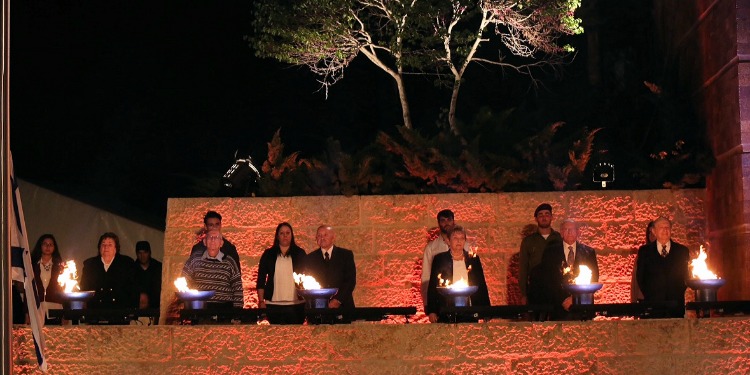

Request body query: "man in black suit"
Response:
[636, 216, 690, 317]
[304, 225, 356, 310]
[529, 219, 599, 319]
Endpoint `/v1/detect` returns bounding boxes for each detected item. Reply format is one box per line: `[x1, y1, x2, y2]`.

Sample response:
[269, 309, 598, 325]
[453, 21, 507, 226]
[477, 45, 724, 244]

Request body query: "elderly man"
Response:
[190, 211, 241, 277]
[182, 229, 243, 308]
[529, 219, 599, 318]
[420, 209, 471, 308]
[636, 216, 690, 317]
[304, 225, 356, 310]
[518, 203, 562, 304]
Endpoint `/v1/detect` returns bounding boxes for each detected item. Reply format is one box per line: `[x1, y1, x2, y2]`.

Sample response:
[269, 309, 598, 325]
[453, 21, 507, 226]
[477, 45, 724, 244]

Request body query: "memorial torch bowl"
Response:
[563, 283, 603, 305]
[297, 288, 338, 309]
[176, 290, 216, 309]
[686, 278, 726, 302]
[61, 291, 96, 310]
[436, 285, 479, 307]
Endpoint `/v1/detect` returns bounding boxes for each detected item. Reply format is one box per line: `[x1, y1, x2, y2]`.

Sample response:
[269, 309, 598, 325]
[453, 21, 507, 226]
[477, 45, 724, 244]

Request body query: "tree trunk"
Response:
[393, 73, 412, 129]
[448, 78, 461, 136]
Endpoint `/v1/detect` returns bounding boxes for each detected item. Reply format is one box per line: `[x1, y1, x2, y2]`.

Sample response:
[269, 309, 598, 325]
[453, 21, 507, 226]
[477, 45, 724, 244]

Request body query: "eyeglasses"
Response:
[206, 236, 223, 241]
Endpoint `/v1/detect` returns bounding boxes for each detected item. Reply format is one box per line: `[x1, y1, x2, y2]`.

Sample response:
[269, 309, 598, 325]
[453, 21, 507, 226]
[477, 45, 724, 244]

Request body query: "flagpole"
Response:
[1, 0, 11, 372]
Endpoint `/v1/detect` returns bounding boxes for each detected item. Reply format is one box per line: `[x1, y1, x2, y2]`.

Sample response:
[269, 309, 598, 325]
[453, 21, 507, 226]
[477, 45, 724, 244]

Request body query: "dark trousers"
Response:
[265, 303, 305, 325]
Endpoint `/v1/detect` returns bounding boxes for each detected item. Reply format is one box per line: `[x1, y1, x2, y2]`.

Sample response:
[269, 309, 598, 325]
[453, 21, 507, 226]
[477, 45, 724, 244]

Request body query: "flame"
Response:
[57, 260, 80, 293]
[293, 272, 321, 289]
[450, 278, 469, 289]
[691, 245, 719, 280]
[574, 265, 593, 285]
[468, 244, 478, 258]
[174, 277, 198, 292]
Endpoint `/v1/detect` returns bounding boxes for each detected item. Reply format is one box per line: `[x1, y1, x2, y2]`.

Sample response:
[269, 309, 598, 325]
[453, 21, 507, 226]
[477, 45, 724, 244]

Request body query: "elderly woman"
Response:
[30, 234, 65, 325]
[256, 222, 307, 324]
[426, 226, 490, 323]
[80, 232, 138, 309]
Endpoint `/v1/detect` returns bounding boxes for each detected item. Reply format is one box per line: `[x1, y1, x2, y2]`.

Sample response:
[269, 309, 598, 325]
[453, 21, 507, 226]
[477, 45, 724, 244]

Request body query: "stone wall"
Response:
[12, 318, 750, 374]
[653, 0, 750, 299]
[160, 190, 706, 322]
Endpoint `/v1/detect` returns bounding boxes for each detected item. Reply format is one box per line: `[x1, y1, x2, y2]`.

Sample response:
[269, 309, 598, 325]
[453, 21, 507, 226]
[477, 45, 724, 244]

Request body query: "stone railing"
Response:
[12, 317, 750, 374]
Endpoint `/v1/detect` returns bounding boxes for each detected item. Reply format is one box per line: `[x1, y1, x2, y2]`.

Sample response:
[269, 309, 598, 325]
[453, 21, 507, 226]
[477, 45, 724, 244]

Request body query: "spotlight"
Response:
[593, 162, 614, 188]
[221, 155, 261, 194]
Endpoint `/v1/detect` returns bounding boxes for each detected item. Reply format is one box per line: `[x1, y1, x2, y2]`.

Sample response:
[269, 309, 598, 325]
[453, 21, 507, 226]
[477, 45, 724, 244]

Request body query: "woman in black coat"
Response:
[256, 222, 307, 324]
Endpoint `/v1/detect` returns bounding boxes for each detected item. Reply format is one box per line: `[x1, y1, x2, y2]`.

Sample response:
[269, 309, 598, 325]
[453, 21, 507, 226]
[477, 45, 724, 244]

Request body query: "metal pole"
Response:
[1, 0, 12, 373]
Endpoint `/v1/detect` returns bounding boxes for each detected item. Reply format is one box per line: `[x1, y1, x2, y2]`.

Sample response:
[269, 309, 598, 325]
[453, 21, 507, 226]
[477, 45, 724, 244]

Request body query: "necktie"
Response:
[567, 246, 575, 266]
[661, 244, 668, 257]
[324, 252, 330, 261]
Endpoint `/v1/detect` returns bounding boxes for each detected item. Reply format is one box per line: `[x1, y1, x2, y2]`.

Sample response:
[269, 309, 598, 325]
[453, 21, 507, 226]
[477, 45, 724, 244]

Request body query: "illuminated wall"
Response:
[160, 190, 705, 322]
[12, 318, 750, 374]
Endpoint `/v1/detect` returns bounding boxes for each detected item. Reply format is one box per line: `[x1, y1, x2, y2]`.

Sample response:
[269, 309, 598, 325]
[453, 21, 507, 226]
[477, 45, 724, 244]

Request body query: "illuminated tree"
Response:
[252, 0, 582, 135]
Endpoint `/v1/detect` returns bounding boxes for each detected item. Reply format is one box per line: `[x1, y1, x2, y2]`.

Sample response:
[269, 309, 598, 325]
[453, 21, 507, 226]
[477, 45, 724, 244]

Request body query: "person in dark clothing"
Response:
[134, 240, 162, 309]
[30, 234, 66, 324]
[426, 226, 490, 323]
[303, 225, 356, 310]
[636, 217, 690, 318]
[528, 219, 599, 320]
[256, 222, 306, 324]
[80, 232, 138, 310]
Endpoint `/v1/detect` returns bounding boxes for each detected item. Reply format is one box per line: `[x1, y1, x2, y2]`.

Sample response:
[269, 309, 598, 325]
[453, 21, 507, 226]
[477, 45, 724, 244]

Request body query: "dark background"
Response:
[11, 1, 696, 229]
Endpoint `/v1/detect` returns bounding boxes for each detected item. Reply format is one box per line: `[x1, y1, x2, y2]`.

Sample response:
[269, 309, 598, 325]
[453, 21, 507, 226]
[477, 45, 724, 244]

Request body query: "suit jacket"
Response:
[32, 261, 65, 304]
[426, 250, 491, 316]
[528, 239, 599, 308]
[80, 254, 138, 309]
[303, 246, 356, 309]
[636, 240, 689, 310]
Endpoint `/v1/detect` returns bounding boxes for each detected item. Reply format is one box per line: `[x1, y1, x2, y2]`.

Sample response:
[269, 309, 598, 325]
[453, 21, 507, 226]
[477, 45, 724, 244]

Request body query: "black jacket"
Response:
[80, 254, 138, 308]
[256, 245, 306, 302]
[303, 246, 356, 309]
[426, 250, 490, 316]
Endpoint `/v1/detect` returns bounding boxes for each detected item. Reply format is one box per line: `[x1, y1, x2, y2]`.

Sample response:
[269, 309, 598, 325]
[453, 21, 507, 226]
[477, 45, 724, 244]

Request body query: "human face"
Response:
[41, 238, 55, 256]
[535, 210, 552, 229]
[316, 227, 335, 249]
[136, 250, 151, 265]
[205, 218, 222, 231]
[99, 238, 116, 262]
[560, 221, 578, 245]
[438, 216, 455, 235]
[205, 230, 224, 257]
[278, 226, 292, 248]
[449, 231, 466, 257]
[652, 219, 671, 244]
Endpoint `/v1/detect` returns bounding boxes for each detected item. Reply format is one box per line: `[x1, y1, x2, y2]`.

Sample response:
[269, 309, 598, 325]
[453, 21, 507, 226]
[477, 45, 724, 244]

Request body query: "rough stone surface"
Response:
[14, 318, 750, 374]
[159, 190, 706, 318]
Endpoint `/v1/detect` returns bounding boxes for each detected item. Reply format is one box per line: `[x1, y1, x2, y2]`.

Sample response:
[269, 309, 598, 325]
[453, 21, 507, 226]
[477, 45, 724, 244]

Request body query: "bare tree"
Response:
[252, 0, 582, 133]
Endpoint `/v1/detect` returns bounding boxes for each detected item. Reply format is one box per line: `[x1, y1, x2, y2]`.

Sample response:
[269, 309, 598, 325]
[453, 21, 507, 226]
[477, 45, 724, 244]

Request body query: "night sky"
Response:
[10, 1, 669, 229]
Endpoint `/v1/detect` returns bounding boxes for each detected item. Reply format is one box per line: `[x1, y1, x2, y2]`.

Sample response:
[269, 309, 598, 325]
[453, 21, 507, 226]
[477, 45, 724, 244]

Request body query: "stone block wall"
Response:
[12, 318, 750, 374]
[160, 190, 706, 322]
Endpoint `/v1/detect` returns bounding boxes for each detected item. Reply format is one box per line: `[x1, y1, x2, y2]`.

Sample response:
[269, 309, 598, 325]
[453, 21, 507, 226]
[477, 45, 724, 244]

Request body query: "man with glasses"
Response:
[182, 229, 244, 308]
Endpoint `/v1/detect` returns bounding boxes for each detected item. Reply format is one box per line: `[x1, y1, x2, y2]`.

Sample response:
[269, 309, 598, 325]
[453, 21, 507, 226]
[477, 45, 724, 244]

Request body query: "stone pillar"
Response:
[654, 0, 750, 299]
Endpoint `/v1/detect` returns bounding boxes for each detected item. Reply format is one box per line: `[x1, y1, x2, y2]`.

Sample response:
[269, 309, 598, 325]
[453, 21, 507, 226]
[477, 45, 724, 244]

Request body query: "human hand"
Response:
[521, 296, 528, 305]
[329, 299, 342, 308]
[428, 313, 438, 323]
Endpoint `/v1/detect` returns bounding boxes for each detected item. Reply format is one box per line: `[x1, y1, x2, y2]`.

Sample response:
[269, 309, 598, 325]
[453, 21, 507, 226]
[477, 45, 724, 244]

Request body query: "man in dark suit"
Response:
[636, 216, 690, 317]
[304, 225, 356, 310]
[529, 219, 599, 320]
